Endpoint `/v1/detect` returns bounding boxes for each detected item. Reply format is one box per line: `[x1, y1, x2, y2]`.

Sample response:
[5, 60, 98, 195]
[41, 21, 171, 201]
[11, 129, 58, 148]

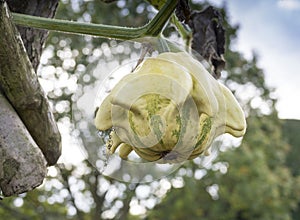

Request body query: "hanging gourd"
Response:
[95, 51, 246, 163]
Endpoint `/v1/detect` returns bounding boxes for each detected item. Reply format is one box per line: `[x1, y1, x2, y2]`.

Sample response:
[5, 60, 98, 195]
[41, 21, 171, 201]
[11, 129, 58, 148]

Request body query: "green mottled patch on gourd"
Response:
[168, 102, 191, 154]
[128, 110, 148, 149]
[175, 115, 181, 124]
[171, 129, 180, 139]
[172, 115, 181, 139]
[129, 111, 137, 134]
[195, 116, 212, 149]
[150, 115, 164, 146]
[145, 94, 162, 119]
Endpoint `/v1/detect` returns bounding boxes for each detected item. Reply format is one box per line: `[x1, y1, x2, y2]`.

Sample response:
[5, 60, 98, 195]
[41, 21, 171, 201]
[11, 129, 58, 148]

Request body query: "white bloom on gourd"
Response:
[95, 52, 246, 163]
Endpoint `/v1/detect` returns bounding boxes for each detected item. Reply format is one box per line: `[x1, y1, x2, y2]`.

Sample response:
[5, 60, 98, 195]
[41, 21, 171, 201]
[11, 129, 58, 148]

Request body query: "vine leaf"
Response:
[175, 2, 226, 79]
[188, 6, 225, 78]
[175, 0, 191, 23]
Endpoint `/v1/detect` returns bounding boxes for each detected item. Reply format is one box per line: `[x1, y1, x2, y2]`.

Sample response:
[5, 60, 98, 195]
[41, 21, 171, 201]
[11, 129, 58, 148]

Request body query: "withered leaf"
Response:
[175, 0, 191, 23]
[188, 6, 225, 79]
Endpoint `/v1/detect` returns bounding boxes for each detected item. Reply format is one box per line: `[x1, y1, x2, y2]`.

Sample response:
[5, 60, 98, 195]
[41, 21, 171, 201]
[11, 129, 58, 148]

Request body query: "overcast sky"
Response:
[205, 0, 300, 119]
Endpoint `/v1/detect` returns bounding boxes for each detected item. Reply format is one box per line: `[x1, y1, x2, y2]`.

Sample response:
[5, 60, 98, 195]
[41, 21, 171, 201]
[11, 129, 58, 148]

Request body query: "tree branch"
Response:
[6, 0, 59, 71]
[0, 1, 61, 166]
[0, 92, 47, 197]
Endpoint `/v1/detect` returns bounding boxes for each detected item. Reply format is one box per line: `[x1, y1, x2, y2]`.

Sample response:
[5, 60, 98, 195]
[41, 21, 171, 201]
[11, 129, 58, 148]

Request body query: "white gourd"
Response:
[95, 52, 246, 163]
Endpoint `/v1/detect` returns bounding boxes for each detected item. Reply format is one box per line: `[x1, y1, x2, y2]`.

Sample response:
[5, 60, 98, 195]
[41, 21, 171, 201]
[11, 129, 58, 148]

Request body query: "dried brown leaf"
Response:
[188, 6, 225, 78]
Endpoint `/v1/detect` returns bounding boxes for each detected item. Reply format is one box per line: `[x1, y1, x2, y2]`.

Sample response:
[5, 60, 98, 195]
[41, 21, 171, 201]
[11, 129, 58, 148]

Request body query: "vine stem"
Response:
[171, 15, 192, 50]
[12, 0, 178, 40]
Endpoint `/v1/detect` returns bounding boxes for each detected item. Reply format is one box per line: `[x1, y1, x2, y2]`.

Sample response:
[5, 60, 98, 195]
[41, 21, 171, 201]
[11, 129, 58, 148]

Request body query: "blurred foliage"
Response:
[282, 119, 300, 219]
[1, 0, 299, 220]
[147, 116, 300, 220]
[282, 119, 300, 177]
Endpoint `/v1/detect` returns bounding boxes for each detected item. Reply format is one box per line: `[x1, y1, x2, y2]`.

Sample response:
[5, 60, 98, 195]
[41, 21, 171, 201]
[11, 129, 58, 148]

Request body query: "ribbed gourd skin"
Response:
[95, 52, 246, 163]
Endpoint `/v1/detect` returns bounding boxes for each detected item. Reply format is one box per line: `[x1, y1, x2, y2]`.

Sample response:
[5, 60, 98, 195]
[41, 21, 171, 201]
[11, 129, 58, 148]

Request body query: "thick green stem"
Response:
[12, 0, 178, 40]
[144, 0, 178, 36]
[171, 15, 192, 50]
[12, 13, 144, 40]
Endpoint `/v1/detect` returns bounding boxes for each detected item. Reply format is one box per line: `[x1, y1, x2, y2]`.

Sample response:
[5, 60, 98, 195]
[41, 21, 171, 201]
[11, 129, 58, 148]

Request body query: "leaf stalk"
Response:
[12, 0, 178, 40]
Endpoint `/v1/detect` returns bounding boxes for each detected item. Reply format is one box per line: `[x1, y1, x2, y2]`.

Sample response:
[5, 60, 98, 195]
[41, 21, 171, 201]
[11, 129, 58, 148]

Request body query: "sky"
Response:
[206, 0, 300, 119]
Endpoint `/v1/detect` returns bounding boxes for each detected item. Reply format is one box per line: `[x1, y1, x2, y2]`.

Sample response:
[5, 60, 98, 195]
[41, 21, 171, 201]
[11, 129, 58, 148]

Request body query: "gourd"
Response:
[95, 52, 246, 163]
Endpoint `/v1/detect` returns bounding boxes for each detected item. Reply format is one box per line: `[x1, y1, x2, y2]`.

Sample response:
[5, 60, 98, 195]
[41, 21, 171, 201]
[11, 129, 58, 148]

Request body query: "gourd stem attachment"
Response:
[11, 0, 178, 40]
[170, 15, 192, 50]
